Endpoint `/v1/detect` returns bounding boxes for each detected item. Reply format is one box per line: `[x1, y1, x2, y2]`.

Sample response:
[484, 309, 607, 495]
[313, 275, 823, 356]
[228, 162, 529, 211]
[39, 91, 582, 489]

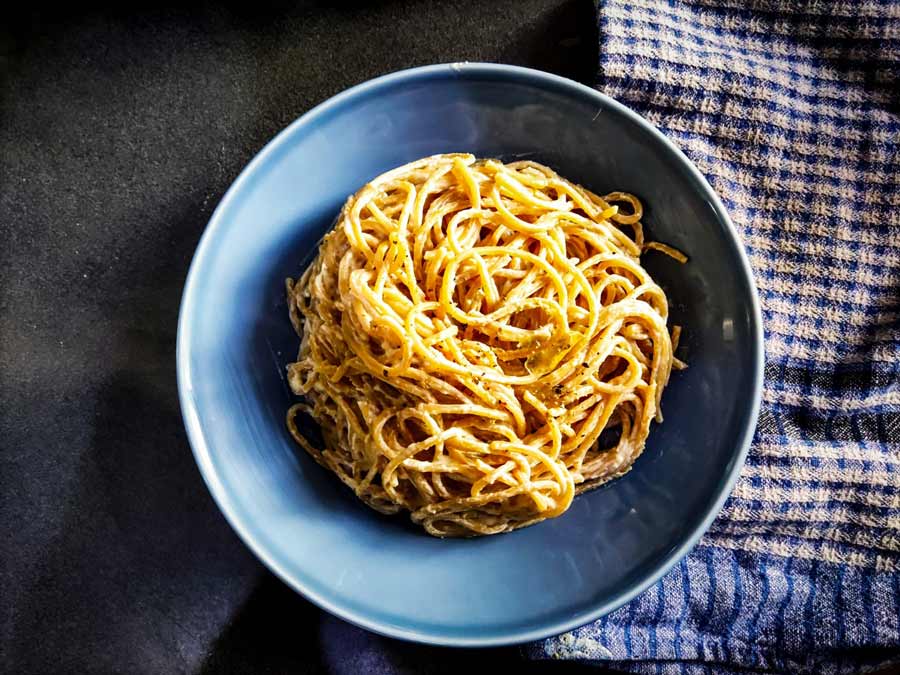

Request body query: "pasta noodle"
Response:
[286, 154, 683, 537]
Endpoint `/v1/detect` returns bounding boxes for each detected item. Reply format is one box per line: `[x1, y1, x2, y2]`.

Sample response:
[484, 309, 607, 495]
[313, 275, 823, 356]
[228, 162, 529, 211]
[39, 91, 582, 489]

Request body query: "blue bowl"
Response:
[177, 63, 763, 646]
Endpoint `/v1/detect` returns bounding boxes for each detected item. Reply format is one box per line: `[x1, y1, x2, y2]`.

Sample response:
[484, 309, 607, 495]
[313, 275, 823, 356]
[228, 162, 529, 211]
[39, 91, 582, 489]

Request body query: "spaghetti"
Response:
[286, 154, 683, 537]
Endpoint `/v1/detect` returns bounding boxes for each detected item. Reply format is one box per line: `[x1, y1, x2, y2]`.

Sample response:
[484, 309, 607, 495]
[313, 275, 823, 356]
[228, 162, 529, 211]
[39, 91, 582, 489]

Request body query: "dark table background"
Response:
[0, 1, 620, 672]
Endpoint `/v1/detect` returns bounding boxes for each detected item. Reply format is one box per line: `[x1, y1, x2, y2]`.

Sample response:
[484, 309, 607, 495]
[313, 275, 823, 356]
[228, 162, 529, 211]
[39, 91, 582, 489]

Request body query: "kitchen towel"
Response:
[529, 1, 900, 673]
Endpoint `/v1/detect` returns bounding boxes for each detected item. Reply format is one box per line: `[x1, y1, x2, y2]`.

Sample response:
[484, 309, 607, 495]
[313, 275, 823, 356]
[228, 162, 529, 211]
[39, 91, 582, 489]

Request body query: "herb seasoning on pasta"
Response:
[286, 154, 684, 537]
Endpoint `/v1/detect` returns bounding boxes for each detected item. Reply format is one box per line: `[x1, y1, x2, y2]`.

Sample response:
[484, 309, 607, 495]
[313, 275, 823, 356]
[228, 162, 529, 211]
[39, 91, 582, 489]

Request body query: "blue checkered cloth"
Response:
[527, 2, 900, 673]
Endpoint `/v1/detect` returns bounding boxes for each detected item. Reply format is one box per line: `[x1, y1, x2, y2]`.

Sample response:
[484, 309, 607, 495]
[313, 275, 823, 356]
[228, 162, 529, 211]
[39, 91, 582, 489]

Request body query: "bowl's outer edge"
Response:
[176, 62, 765, 647]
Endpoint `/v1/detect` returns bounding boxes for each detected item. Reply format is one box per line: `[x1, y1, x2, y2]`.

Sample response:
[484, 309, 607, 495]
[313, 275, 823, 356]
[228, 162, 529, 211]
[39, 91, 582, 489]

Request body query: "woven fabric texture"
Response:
[531, 2, 900, 673]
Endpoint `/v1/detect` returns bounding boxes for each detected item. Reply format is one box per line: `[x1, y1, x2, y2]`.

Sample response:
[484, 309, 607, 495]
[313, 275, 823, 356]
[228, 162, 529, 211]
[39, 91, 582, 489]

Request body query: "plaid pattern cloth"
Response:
[529, 2, 900, 673]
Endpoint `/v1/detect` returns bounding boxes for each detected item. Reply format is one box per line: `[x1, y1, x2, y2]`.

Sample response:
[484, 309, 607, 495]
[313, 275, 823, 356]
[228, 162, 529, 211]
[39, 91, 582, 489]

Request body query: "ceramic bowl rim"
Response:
[176, 62, 765, 647]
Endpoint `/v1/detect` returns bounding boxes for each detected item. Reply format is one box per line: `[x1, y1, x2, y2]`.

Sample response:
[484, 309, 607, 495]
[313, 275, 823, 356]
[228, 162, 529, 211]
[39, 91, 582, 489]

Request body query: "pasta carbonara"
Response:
[286, 154, 683, 537]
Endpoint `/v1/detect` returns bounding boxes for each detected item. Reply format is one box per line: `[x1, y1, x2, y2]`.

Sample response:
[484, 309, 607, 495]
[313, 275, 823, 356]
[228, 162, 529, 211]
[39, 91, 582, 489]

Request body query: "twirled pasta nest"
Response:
[286, 153, 682, 537]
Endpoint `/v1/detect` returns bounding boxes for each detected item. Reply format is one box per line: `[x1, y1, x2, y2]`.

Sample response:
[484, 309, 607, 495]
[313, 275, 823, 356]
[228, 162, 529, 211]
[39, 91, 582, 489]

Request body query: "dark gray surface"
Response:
[0, 1, 614, 673]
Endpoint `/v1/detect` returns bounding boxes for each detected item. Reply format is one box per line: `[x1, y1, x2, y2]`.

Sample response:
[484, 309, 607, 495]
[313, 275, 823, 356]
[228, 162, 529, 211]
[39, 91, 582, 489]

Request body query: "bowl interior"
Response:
[178, 64, 761, 645]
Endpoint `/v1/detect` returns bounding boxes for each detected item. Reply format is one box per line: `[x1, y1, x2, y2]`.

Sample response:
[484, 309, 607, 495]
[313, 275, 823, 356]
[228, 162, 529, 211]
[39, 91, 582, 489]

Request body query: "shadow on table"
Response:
[199, 573, 624, 675]
[499, 0, 599, 86]
[6, 0, 599, 89]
